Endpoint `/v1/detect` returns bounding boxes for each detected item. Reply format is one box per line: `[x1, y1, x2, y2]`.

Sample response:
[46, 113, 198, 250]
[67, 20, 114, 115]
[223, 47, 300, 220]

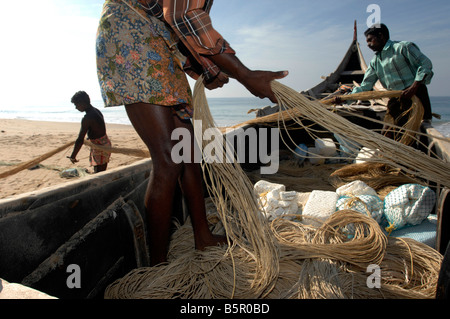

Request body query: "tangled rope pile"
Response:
[105, 209, 442, 299]
[104, 79, 443, 299]
[269, 81, 450, 188]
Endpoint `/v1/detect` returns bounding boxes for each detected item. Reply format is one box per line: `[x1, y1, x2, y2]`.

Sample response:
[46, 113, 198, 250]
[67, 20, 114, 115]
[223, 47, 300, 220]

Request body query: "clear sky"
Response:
[1, 0, 449, 107]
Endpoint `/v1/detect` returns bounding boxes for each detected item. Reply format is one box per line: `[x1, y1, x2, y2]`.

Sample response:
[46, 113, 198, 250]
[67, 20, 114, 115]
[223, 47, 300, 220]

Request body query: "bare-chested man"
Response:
[68, 91, 111, 173]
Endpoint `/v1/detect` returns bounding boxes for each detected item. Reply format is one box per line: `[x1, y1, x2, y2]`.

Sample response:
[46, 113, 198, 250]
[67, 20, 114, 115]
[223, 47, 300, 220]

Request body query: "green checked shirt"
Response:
[353, 40, 433, 93]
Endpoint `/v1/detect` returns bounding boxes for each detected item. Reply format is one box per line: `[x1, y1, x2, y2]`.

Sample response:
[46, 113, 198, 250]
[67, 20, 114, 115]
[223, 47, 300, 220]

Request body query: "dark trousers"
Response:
[416, 84, 432, 121]
[389, 84, 432, 120]
[386, 84, 432, 123]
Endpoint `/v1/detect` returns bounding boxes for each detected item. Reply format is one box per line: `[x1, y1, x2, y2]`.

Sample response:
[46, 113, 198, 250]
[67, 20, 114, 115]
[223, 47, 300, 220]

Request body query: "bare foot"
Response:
[195, 234, 229, 251]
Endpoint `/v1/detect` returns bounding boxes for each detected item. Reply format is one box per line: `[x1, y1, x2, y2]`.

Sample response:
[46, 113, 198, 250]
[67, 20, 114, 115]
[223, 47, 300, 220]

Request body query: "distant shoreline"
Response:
[0, 118, 134, 129]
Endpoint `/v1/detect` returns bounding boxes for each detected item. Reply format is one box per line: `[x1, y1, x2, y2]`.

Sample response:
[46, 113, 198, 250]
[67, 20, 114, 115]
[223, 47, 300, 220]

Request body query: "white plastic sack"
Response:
[255, 181, 300, 220]
[302, 190, 339, 226]
[355, 147, 378, 164]
[254, 180, 285, 198]
[336, 180, 378, 197]
[315, 138, 337, 157]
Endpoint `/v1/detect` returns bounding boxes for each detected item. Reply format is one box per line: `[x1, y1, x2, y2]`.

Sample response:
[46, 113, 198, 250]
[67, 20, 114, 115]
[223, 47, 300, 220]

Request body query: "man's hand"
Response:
[208, 53, 288, 103]
[402, 81, 422, 100]
[333, 96, 343, 105]
[240, 70, 289, 103]
[204, 72, 230, 90]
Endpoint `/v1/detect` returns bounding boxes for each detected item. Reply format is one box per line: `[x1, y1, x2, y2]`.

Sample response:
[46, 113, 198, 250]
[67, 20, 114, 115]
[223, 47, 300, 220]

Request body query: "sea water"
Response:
[1, 96, 449, 137]
[429, 96, 450, 137]
[0, 97, 273, 128]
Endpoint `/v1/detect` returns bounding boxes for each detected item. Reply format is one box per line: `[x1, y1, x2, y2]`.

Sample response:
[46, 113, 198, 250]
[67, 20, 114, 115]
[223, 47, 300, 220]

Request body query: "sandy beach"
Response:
[0, 119, 147, 199]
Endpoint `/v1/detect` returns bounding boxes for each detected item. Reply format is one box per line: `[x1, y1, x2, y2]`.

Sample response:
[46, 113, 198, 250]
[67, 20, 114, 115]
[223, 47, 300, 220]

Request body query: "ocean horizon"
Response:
[0, 97, 271, 128]
[1, 96, 449, 137]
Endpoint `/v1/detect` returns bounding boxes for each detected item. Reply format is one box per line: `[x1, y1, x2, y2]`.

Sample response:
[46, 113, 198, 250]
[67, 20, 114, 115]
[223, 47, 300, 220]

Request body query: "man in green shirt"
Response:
[354, 24, 434, 127]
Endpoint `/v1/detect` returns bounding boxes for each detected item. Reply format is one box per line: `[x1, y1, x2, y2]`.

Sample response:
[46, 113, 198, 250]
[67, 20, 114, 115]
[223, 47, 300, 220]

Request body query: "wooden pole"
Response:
[84, 140, 149, 158]
[320, 90, 403, 105]
[0, 141, 75, 179]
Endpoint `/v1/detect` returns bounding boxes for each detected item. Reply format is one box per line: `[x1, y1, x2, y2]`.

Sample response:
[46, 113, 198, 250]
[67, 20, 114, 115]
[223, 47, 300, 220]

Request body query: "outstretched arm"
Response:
[161, 0, 288, 102]
[208, 53, 288, 103]
[69, 119, 89, 163]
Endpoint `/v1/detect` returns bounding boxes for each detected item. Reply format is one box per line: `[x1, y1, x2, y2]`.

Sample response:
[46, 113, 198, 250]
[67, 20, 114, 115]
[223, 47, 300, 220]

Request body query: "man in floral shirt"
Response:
[96, 0, 288, 265]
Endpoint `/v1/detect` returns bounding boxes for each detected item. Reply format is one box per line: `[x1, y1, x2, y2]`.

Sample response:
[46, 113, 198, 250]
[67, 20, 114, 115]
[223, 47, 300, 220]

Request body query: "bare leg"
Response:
[125, 103, 226, 266]
[172, 115, 227, 250]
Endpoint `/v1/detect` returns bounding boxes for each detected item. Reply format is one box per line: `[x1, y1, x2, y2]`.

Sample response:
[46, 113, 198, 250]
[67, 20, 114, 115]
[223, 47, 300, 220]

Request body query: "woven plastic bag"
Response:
[336, 194, 383, 224]
[383, 184, 436, 232]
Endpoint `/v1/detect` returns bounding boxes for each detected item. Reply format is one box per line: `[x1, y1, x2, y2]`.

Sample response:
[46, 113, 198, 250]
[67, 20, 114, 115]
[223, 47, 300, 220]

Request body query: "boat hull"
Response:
[0, 159, 152, 298]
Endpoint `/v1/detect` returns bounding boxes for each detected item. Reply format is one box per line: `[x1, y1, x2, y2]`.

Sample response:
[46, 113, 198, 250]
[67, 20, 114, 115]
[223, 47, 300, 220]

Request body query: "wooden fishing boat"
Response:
[1, 23, 449, 299]
[0, 159, 153, 298]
